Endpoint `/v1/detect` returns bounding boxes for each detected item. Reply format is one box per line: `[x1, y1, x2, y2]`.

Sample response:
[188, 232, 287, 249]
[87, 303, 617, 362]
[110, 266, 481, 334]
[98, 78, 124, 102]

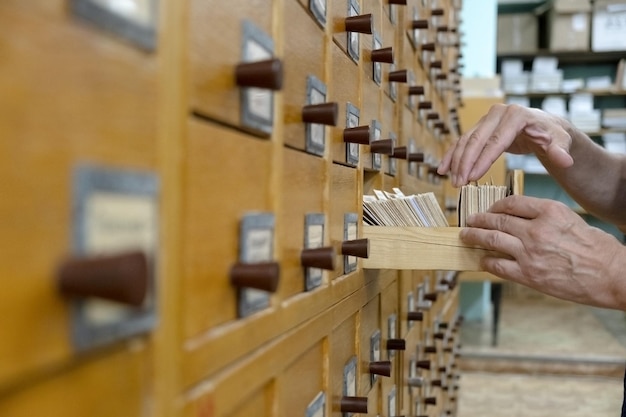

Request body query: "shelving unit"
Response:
[495, 0, 626, 241]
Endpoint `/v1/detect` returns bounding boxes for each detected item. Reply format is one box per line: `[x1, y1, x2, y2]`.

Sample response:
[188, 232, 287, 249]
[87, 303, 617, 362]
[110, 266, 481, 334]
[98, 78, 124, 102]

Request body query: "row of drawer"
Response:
[189, 0, 462, 157]
[182, 270, 461, 417]
[182, 117, 449, 338]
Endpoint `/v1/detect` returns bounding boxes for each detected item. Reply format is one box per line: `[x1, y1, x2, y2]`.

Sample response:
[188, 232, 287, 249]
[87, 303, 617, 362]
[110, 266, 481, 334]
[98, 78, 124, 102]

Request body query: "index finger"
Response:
[462, 105, 525, 184]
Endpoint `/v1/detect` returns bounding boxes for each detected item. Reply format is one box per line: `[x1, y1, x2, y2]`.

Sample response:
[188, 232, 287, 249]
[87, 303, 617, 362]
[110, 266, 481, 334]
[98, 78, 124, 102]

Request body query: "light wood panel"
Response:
[182, 118, 274, 337]
[279, 148, 326, 298]
[363, 226, 501, 270]
[283, 0, 326, 151]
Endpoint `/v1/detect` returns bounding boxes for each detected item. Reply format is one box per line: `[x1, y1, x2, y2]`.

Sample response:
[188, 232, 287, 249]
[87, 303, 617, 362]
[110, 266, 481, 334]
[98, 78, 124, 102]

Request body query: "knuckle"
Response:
[485, 230, 501, 249]
[467, 131, 482, 145]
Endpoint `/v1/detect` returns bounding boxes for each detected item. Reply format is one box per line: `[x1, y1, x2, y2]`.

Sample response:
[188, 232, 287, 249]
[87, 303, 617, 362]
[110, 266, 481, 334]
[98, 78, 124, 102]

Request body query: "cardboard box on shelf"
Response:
[497, 13, 538, 54]
[548, 11, 590, 51]
[592, 1, 626, 52]
[553, 0, 591, 13]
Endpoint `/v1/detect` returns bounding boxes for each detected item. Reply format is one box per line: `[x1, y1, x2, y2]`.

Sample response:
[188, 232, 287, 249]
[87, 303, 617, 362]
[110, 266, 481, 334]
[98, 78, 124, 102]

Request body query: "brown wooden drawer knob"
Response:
[408, 376, 424, 387]
[407, 311, 423, 321]
[434, 121, 445, 129]
[301, 246, 336, 270]
[437, 25, 449, 32]
[370, 139, 394, 155]
[229, 262, 280, 292]
[341, 238, 370, 258]
[340, 396, 368, 413]
[416, 360, 431, 370]
[369, 360, 392, 377]
[421, 42, 436, 51]
[345, 14, 373, 34]
[431, 379, 445, 387]
[418, 101, 432, 110]
[438, 366, 447, 372]
[431, 8, 444, 16]
[424, 292, 438, 301]
[423, 345, 437, 354]
[391, 146, 407, 159]
[302, 102, 338, 126]
[371, 47, 394, 63]
[436, 73, 448, 80]
[424, 397, 437, 406]
[343, 125, 372, 145]
[408, 85, 425, 95]
[430, 60, 443, 69]
[57, 250, 148, 307]
[388, 0, 407, 4]
[408, 152, 424, 163]
[388, 69, 409, 83]
[235, 58, 283, 90]
[434, 332, 445, 340]
[426, 112, 439, 121]
[411, 19, 429, 29]
[386, 338, 406, 350]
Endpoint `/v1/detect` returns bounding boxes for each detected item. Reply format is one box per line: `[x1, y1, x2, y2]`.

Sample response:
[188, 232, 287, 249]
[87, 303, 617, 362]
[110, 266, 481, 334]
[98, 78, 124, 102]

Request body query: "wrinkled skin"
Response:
[437, 104, 626, 310]
[461, 195, 625, 309]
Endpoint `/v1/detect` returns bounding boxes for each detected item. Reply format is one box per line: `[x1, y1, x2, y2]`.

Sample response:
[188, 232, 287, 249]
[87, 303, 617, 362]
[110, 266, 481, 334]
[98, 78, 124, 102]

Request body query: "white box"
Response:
[592, 2, 626, 51]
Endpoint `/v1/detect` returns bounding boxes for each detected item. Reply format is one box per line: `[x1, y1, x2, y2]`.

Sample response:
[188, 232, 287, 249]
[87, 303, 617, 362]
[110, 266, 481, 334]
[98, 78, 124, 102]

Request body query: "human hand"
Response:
[438, 104, 574, 187]
[460, 195, 626, 309]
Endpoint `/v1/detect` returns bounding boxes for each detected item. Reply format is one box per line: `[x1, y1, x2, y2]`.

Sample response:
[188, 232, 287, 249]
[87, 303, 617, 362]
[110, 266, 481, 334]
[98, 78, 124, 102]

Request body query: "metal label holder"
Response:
[71, 164, 159, 351]
[238, 212, 275, 317]
[306, 76, 328, 157]
[304, 213, 326, 291]
[345, 103, 360, 166]
[240, 20, 276, 136]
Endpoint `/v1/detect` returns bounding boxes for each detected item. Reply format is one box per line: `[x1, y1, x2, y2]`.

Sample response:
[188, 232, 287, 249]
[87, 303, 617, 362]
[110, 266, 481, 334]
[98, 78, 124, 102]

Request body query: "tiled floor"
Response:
[457, 288, 626, 417]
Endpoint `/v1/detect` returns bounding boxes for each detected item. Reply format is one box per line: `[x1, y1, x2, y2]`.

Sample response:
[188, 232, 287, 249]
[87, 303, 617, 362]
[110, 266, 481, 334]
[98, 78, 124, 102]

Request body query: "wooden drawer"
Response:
[189, 0, 278, 135]
[358, 294, 382, 393]
[329, 42, 361, 165]
[182, 119, 274, 338]
[277, 341, 326, 416]
[329, 314, 360, 414]
[362, 0, 382, 83]
[379, 276, 402, 414]
[0, 3, 158, 389]
[328, 163, 359, 279]
[0, 345, 150, 417]
[330, 0, 366, 59]
[279, 148, 327, 298]
[283, 0, 327, 154]
[360, 79, 382, 173]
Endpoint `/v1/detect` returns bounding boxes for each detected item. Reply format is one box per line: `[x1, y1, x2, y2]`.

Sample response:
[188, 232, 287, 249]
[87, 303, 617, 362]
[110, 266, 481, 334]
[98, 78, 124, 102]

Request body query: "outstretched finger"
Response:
[466, 105, 527, 182]
[465, 211, 530, 237]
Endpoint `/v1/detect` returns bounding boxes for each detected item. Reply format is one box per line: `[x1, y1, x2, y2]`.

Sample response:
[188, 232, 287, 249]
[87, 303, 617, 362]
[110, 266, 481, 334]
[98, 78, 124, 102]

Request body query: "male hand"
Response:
[460, 195, 625, 309]
[438, 104, 574, 187]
